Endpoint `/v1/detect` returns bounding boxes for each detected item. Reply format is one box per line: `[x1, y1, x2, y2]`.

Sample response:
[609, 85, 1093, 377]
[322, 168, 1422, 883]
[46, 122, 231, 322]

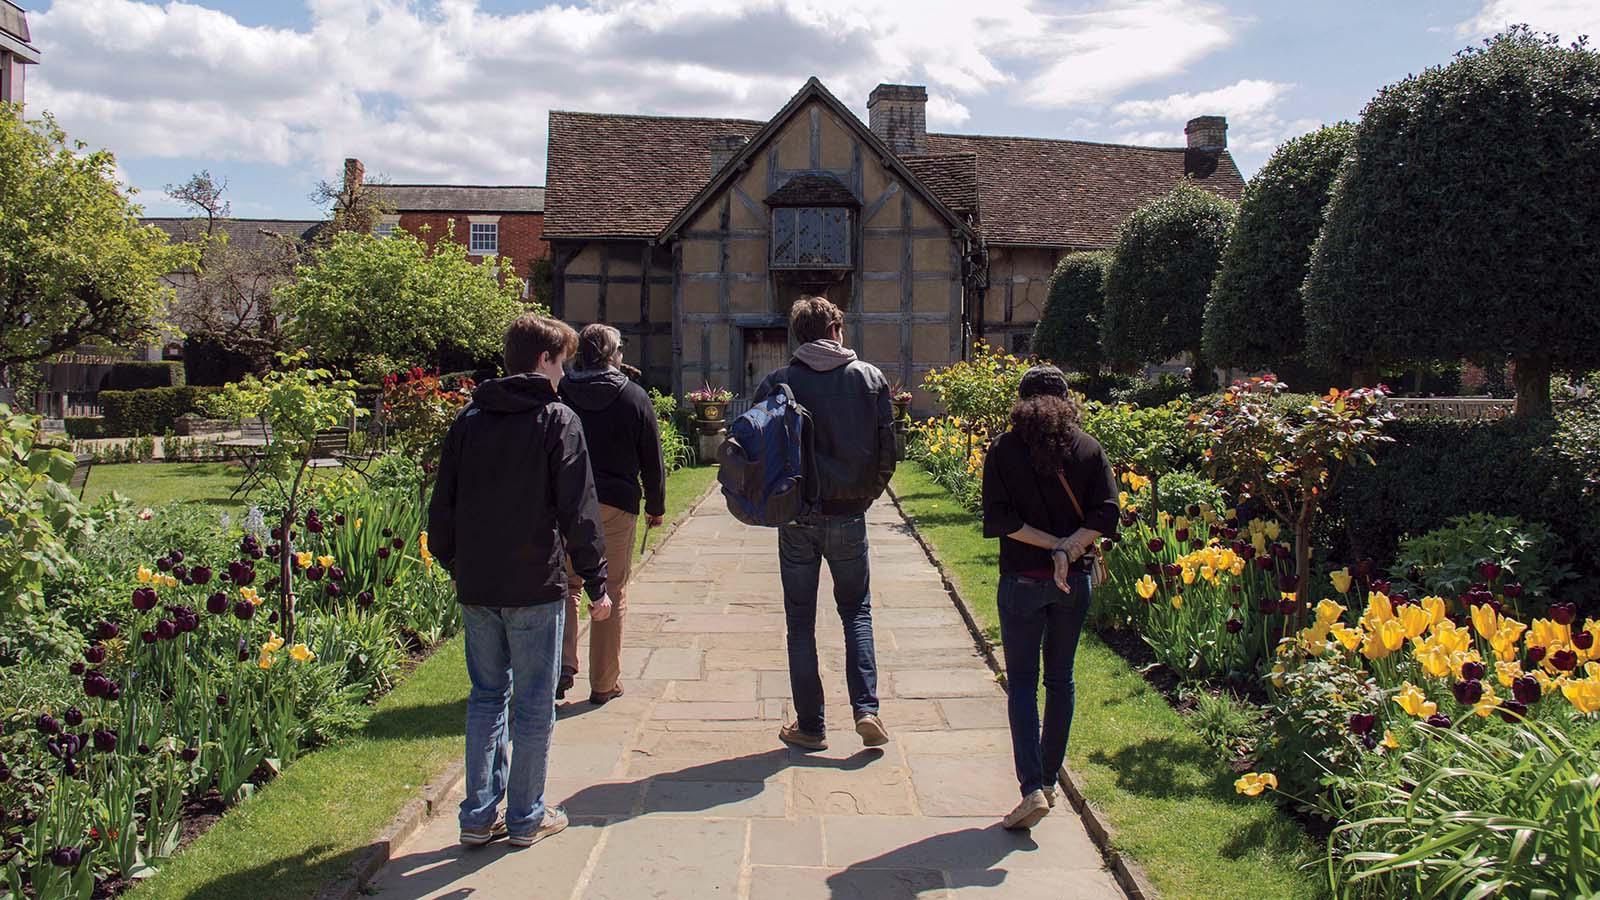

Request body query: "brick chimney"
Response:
[1184, 116, 1227, 152]
[342, 157, 366, 195]
[868, 84, 927, 156]
[708, 135, 748, 175]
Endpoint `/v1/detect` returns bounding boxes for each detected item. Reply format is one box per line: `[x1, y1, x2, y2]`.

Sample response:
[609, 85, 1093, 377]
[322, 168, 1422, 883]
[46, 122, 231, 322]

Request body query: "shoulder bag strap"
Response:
[1055, 469, 1086, 520]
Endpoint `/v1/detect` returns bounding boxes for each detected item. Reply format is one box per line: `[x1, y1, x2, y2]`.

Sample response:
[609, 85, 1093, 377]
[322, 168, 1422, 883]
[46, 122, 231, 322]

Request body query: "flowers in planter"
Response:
[685, 384, 734, 403]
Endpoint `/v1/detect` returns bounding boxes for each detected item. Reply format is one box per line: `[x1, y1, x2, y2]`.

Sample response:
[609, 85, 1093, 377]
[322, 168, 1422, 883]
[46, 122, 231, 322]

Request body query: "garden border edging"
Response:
[316, 472, 719, 899]
[886, 483, 1156, 900]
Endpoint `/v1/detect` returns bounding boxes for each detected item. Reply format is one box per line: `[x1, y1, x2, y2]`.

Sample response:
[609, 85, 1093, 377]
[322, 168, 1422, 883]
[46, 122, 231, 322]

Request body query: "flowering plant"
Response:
[382, 367, 474, 477]
[685, 384, 734, 403]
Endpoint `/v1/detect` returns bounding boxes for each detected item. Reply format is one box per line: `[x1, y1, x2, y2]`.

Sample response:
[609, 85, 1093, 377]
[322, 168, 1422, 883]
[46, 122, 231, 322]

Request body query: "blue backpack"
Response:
[716, 379, 817, 527]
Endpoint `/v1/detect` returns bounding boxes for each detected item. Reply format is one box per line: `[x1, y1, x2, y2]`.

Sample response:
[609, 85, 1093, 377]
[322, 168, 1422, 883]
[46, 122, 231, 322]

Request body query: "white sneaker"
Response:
[508, 805, 568, 848]
[1042, 785, 1057, 808]
[1002, 790, 1051, 830]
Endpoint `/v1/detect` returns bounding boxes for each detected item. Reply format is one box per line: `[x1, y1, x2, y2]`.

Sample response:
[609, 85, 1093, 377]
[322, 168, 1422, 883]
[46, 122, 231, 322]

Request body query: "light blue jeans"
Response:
[459, 602, 564, 836]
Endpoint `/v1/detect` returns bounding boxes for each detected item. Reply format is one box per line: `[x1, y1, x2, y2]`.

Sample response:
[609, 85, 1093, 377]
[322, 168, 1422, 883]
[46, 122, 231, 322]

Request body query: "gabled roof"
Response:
[544, 112, 764, 240]
[368, 184, 544, 214]
[1, 0, 40, 63]
[900, 153, 980, 221]
[655, 78, 972, 243]
[917, 134, 1245, 247]
[143, 218, 322, 256]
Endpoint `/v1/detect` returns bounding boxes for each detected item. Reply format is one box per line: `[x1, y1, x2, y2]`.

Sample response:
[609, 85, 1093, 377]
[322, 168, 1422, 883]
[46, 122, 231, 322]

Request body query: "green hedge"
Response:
[105, 361, 185, 390]
[64, 417, 105, 439]
[99, 387, 220, 437]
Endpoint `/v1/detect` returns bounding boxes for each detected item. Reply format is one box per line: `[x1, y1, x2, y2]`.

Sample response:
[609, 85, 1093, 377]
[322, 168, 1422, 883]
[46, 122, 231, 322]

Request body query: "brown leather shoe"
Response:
[779, 721, 828, 751]
[556, 671, 575, 700]
[588, 687, 624, 706]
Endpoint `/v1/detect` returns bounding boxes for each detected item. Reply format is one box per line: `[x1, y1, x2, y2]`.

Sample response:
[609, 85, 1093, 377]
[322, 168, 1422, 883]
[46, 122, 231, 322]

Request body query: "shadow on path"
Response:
[826, 825, 1041, 898]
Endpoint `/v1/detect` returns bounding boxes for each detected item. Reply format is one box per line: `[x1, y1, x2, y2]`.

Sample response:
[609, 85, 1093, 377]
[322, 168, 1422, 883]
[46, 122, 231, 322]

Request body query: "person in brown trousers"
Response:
[558, 324, 666, 705]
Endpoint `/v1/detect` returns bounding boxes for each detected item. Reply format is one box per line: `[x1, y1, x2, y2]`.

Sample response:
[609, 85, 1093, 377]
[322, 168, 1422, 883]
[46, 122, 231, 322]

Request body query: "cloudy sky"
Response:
[18, 0, 1600, 219]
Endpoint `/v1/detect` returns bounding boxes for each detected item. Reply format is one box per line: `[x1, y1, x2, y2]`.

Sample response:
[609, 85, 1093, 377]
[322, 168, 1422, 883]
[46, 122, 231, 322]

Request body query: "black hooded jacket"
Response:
[559, 368, 667, 517]
[427, 374, 607, 607]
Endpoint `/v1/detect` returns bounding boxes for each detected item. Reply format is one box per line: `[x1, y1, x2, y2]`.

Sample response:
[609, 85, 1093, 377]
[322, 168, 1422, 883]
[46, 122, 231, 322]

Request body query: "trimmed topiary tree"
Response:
[1204, 123, 1355, 372]
[1303, 28, 1600, 418]
[1033, 251, 1110, 374]
[1101, 182, 1237, 391]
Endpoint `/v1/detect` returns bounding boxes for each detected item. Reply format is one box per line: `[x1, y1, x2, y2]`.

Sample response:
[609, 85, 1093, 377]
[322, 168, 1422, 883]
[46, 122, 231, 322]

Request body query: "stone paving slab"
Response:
[369, 495, 1119, 900]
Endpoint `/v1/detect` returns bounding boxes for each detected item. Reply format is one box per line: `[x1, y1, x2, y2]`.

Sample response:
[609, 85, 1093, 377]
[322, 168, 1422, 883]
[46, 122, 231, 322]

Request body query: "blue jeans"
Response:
[997, 572, 1090, 797]
[778, 513, 879, 734]
[459, 602, 564, 836]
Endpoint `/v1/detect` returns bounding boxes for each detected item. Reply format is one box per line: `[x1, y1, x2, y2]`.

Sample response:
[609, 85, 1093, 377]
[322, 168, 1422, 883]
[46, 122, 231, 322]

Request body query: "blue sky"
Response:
[19, 0, 1599, 220]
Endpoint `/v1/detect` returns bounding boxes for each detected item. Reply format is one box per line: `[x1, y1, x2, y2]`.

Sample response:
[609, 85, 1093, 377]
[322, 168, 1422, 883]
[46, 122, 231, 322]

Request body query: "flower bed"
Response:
[904, 360, 1600, 894]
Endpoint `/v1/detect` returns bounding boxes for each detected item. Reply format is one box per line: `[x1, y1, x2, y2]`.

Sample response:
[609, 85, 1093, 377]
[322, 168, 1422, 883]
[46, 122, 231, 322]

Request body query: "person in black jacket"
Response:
[427, 314, 611, 850]
[752, 296, 896, 752]
[558, 324, 666, 705]
[980, 365, 1117, 831]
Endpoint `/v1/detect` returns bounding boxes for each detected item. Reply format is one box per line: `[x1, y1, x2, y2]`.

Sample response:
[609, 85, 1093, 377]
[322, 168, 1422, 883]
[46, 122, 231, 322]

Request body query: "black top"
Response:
[752, 359, 896, 516]
[981, 428, 1118, 576]
[559, 368, 667, 517]
[427, 374, 608, 607]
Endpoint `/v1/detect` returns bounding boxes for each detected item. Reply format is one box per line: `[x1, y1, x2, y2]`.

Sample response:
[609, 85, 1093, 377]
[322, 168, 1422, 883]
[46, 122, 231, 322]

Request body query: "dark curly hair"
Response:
[1010, 394, 1084, 475]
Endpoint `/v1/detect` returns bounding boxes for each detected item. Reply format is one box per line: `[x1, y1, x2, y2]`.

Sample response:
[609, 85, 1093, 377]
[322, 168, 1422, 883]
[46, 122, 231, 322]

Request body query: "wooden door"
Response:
[743, 328, 790, 397]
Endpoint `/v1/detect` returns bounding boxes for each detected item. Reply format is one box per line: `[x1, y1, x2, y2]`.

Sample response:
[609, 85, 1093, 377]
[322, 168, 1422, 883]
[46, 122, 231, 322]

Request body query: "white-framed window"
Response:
[469, 222, 499, 255]
[374, 215, 400, 239]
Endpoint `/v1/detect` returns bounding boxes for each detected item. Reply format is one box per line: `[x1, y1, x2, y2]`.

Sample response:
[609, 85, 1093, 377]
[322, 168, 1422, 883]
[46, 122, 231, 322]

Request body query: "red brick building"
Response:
[343, 158, 548, 297]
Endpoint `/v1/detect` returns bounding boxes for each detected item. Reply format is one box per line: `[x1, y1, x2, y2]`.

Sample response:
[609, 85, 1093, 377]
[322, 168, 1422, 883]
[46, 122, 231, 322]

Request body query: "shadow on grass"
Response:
[178, 843, 352, 900]
[365, 698, 469, 741]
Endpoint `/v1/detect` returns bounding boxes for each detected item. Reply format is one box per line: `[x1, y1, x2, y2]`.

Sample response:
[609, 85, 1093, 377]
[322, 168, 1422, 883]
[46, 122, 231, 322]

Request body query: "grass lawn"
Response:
[890, 466, 1328, 900]
[126, 463, 716, 900]
[82, 462, 250, 510]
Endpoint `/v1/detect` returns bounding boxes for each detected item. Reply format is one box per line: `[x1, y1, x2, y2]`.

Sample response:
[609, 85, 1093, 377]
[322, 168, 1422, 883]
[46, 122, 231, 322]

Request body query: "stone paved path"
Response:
[369, 495, 1122, 899]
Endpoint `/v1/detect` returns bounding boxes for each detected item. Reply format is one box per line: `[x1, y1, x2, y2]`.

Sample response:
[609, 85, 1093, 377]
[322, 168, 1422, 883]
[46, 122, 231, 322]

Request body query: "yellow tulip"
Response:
[1561, 676, 1600, 715]
[1496, 660, 1524, 687]
[1200, 564, 1217, 584]
[1528, 618, 1570, 651]
[1264, 521, 1281, 540]
[1473, 684, 1503, 718]
[240, 586, 261, 606]
[1421, 596, 1447, 629]
[262, 632, 285, 653]
[258, 651, 276, 670]
[1360, 630, 1393, 661]
[1393, 682, 1438, 719]
[419, 531, 429, 553]
[289, 643, 316, 663]
[1330, 568, 1353, 594]
[1181, 567, 1196, 586]
[1331, 624, 1362, 652]
[162, 574, 179, 588]
[354, 517, 363, 530]
[136, 565, 153, 584]
[1414, 643, 1453, 679]
[1174, 516, 1190, 532]
[294, 551, 312, 569]
[1492, 619, 1528, 662]
[1271, 663, 1286, 688]
[1136, 575, 1157, 600]
[1118, 491, 1130, 509]
[1382, 730, 1400, 750]
[1316, 599, 1347, 626]
[1172, 594, 1184, 610]
[1361, 592, 1396, 631]
[1229, 557, 1246, 577]
[1157, 511, 1173, 529]
[1433, 620, 1473, 656]
[1399, 604, 1432, 639]
[317, 555, 334, 569]
[1379, 618, 1407, 653]
[1234, 772, 1278, 797]
[1470, 603, 1499, 639]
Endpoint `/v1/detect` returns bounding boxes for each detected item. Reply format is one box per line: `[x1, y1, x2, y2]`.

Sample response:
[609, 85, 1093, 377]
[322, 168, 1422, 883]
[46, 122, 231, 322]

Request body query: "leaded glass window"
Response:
[771, 207, 851, 269]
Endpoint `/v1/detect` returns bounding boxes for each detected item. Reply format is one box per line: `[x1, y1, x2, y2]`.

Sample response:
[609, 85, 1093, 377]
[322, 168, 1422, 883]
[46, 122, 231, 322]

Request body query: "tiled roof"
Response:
[765, 173, 859, 207]
[544, 111, 763, 239]
[369, 184, 545, 213]
[143, 218, 322, 257]
[900, 153, 980, 221]
[918, 133, 1245, 248]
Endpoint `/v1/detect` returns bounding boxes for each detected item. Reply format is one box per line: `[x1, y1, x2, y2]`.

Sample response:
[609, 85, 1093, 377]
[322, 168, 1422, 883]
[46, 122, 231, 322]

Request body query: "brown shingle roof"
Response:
[544, 111, 763, 239]
[368, 184, 545, 213]
[918, 133, 1245, 248]
[900, 153, 980, 221]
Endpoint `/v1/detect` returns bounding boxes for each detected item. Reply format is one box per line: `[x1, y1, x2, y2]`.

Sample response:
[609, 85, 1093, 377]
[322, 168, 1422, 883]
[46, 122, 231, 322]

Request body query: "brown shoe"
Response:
[556, 670, 575, 700]
[854, 713, 890, 747]
[589, 688, 624, 706]
[779, 721, 828, 751]
[1002, 790, 1051, 831]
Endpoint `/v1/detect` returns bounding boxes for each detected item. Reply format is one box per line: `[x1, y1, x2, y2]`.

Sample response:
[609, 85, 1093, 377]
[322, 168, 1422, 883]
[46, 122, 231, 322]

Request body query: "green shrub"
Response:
[64, 416, 105, 439]
[1141, 469, 1227, 518]
[1033, 251, 1110, 375]
[1108, 373, 1189, 408]
[99, 386, 221, 436]
[105, 360, 185, 390]
[1081, 400, 1204, 476]
[1392, 513, 1569, 607]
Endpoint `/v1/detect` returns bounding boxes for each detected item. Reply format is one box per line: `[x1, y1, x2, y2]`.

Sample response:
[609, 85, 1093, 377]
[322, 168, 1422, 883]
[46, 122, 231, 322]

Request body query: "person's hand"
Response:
[1053, 552, 1074, 593]
[647, 515, 664, 527]
[590, 591, 614, 622]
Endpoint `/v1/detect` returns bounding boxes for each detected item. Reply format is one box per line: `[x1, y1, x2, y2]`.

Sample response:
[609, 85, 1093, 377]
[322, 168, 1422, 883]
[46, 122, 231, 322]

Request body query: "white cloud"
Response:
[1110, 79, 1323, 169]
[1112, 79, 1290, 122]
[28, 0, 1241, 190]
[1459, 0, 1600, 40]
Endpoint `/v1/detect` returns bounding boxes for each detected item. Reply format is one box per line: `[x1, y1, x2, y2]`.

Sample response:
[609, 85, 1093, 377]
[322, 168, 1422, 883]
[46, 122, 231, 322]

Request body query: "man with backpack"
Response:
[427, 314, 611, 848]
[750, 295, 896, 751]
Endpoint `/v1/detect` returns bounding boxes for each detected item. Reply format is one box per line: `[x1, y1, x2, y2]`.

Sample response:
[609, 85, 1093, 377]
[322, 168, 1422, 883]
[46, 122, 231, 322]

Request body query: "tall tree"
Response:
[1304, 28, 1600, 417]
[0, 108, 194, 394]
[1101, 182, 1237, 391]
[1204, 124, 1354, 373]
[279, 225, 532, 382]
[1033, 251, 1110, 374]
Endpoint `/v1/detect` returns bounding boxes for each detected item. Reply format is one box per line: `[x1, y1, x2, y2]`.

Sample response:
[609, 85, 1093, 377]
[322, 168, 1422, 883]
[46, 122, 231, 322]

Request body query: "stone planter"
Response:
[892, 398, 912, 421]
[692, 400, 728, 427]
[696, 428, 727, 463]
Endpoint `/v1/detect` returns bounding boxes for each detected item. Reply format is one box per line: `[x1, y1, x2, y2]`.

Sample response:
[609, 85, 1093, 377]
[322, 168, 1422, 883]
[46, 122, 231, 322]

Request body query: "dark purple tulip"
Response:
[1348, 713, 1376, 735]
[45, 739, 62, 759]
[270, 526, 283, 541]
[263, 576, 279, 592]
[384, 577, 394, 587]
[329, 566, 345, 582]
[1174, 528, 1189, 542]
[1120, 511, 1138, 527]
[266, 544, 280, 559]
[104, 681, 121, 701]
[207, 592, 229, 615]
[1513, 675, 1541, 704]
[69, 662, 85, 676]
[1478, 561, 1501, 582]
[1277, 573, 1299, 593]
[357, 590, 374, 609]
[172, 564, 188, 581]
[1147, 538, 1164, 553]
[1424, 713, 1452, 729]
[1499, 701, 1528, 723]
[1552, 603, 1577, 625]
[169, 549, 184, 564]
[1391, 591, 1410, 605]
[1361, 732, 1378, 750]
[137, 743, 150, 754]
[233, 601, 255, 621]
[1222, 526, 1239, 539]
[325, 582, 342, 598]
[191, 565, 213, 585]
[63, 707, 83, 728]
[1100, 539, 1114, 553]
[1461, 660, 1486, 682]
[1527, 645, 1547, 664]
[1225, 618, 1243, 634]
[307, 519, 324, 534]
[1503, 582, 1524, 599]
[1574, 630, 1595, 651]
[1144, 561, 1161, 576]
[377, 547, 391, 560]
[1190, 539, 1205, 551]
[1254, 556, 1275, 571]
[334, 513, 346, 526]
[179, 747, 199, 762]
[83, 673, 109, 698]
[1271, 543, 1290, 559]
[139, 630, 156, 644]
[155, 619, 177, 641]
[1162, 563, 1181, 579]
[0, 767, 10, 783]
[268, 610, 279, 624]
[305, 565, 325, 582]
[1452, 680, 1483, 706]
[156, 557, 173, 572]
[1371, 579, 1391, 594]
[60, 734, 81, 756]
[36, 714, 60, 735]
[132, 588, 157, 612]
[392, 537, 405, 550]
[1231, 584, 1243, 594]
[216, 693, 229, 707]
[92, 730, 116, 753]
[381, 527, 393, 538]
[49, 846, 80, 867]
[1552, 649, 1578, 672]
[62, 758, 78, 777]
[1259, 599, 1279, 616]
[96, 621, 119, 641]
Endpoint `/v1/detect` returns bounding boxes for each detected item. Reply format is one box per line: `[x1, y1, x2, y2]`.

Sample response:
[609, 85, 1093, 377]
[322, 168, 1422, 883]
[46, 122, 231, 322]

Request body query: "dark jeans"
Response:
[998, 572, 1091, 797]
[778, 513, 879, 734]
